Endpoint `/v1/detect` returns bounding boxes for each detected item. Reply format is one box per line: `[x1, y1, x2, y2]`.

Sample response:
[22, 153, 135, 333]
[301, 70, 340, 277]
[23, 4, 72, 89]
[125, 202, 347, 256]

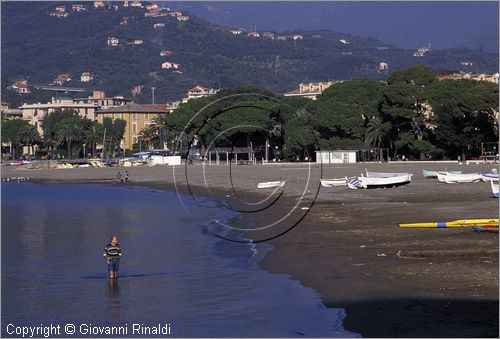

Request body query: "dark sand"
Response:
[3, 161, 499, 337]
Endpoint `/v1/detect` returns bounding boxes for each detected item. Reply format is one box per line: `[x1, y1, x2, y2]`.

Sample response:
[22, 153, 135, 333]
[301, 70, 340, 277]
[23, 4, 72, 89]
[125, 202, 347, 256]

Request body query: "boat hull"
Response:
[422, 169, 438, 178]
[360, 174, 413, 189]
[257, 181, 285, 189]
[491, 180, 499, 198]
[444, 172, 482, 183]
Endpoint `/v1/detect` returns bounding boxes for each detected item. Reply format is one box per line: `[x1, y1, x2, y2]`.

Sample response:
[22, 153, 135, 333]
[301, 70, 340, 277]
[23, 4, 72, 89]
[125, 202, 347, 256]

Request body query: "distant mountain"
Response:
[1, 1, 498, 103]
[167, 1, 500, 53]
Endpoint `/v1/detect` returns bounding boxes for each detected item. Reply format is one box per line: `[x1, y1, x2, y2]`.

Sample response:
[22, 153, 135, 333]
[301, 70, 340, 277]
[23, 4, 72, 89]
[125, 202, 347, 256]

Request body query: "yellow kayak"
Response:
[399, 219, 499, 228]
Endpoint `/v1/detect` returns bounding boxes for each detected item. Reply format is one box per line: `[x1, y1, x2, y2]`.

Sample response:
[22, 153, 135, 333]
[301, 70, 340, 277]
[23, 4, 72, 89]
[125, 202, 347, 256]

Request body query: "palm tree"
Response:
[151, 115, 168, 149]
[17, 124, 42, 156]
[84, 123, 103, 157]
[139, 127, 155, 150]
[57, 125, 82, 158]
[365, 116, 387, 161]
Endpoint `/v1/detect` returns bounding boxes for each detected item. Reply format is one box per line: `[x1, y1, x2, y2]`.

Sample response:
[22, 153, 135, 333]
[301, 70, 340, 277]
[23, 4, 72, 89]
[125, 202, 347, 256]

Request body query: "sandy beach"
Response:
[3, 161, 499, 337]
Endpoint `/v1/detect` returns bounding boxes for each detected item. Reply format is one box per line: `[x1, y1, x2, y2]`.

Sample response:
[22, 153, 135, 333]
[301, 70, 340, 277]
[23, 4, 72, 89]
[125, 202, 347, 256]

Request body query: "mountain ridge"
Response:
[1, 1, 498, 103]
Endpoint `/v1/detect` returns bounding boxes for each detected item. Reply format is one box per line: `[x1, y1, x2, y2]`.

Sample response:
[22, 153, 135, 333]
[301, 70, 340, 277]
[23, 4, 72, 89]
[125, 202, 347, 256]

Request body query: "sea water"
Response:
[1, 183, 358, 337]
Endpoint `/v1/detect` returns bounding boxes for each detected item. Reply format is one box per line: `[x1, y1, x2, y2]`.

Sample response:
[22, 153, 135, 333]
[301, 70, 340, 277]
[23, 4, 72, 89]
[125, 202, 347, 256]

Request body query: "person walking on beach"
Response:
[104, 236, 122, 279]
[117, 171, 123, 183]
[124, 171, 129, 183]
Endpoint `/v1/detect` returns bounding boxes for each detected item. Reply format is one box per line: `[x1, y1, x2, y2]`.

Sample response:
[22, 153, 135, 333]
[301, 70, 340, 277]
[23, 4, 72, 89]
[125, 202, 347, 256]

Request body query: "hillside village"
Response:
[1, 1, 499, 162]
[4, 0, 496, 102]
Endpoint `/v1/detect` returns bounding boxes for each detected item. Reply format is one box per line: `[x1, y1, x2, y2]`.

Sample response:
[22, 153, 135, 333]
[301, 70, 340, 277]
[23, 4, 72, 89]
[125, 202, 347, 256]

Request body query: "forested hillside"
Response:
[2, 1, 498, 103]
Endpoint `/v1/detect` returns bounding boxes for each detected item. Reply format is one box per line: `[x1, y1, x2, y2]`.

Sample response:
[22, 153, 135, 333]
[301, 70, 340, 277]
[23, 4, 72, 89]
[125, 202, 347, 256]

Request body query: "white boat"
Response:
[257, 181, 285, 189]
[437, 171, 447, 182]
[491, 180, 499, 198]
[348, 174, 412, 189]
[444, 172, 482, 183]
[437, 170, 462, 182]
[320, 177, 355, 187]
[365, 170, 408, 178]
[481, 173, 499, 182]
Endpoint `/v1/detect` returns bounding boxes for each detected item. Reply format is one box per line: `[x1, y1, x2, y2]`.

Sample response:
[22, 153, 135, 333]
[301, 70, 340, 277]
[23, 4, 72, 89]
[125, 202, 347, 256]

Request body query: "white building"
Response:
[80, 72, 94, 82]
[284, 81, 340, 100]
[316, 150, 357, 164]
[9, 80, 30, 94]
[161, 62, 180, 69]
[107, 36, 119, 47]
[183, 85, 218, 102]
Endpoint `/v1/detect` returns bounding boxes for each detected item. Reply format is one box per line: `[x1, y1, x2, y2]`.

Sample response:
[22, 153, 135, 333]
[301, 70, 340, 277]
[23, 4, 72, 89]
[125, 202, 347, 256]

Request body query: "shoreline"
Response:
[2, 163, 498, 337]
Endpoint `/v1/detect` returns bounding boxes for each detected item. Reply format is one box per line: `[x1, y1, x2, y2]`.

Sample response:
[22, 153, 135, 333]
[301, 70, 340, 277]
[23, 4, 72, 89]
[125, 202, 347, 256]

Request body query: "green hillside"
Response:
[1, 1, 498, 103]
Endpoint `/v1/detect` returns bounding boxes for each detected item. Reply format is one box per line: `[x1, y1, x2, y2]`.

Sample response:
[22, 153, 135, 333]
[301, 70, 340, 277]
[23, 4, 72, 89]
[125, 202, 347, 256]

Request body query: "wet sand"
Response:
[3, 161, 499, 337]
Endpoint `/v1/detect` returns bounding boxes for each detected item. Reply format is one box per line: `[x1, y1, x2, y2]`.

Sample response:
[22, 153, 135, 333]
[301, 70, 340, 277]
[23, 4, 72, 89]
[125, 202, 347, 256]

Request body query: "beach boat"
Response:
[257, 181, 285, 189]
[400, 218, 499, 228]
[320, 177, 355, 188]
[346, 178, 363, 189]
[444, 172, 482, 183]
[481, 172, 500, 182]
[437, 170, 463, 182]
[348, 173, 412, 189]
[490, 180, 499, 198]
[365, 170, 408, 178]
[422, 169, 438, 178]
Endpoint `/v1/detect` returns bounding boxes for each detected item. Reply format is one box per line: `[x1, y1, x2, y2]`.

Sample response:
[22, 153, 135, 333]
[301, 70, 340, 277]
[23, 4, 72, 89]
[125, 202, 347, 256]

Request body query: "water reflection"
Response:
[107, 278, 120, 318]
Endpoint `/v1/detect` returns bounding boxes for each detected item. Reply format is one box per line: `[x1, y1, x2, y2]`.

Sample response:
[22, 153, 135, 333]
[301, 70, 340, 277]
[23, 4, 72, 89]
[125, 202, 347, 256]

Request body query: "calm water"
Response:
[2, 183, 357, 337]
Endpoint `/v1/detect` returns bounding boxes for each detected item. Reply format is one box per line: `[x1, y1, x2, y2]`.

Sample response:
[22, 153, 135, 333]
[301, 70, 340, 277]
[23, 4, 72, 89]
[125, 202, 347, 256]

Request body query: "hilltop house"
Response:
[162, 62, 180, 69]
[145, 4, 158, 10]
[154, 23, 165, 29]
[80, 72, 94, 82]
[107, 37, 119, 47]
[262, 32, 275, 39]
[131, 85, 143, 97]
[53, 74, 72, 85]
[145, 8, 167, 17]
[437, 72, 499, 84]
[377, 62, 389, 72]
[247, 32, 260, 38]
[55, 5, 66, 12]
[160, 50, 173, 57]
[93, 1, 105, 8]
[72, 4, 86, 11]
[131, 39, 143, 45]
[276, 35, 289, 41]
[413, 46, 430, 57]
[9, 80, 30, 94]
[50, 10, 69, 18]
[284, 81, 340, 100]
[168, 11, 182, 17]
[339, 39, 350, 45]
[229, 28, 245, 35]
[176, 15, 189, 22]
[183, 85, 219, 102]
[130, 1, 143, 8]
[292, 34, 303, 40]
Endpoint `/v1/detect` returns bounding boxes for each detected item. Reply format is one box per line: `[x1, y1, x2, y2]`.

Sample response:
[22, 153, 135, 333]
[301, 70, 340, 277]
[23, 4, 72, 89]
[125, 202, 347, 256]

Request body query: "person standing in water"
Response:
[104, 236, 122, 279]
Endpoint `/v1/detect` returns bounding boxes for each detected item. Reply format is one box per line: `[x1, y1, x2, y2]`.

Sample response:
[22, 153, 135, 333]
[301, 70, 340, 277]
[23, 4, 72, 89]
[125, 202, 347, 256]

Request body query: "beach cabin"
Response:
[316, 150, 357, 164]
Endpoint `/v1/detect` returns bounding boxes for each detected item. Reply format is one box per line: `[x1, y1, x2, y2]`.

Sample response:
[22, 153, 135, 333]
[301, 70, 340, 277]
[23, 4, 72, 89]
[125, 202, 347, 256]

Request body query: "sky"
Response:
[166, 1, 499, 52]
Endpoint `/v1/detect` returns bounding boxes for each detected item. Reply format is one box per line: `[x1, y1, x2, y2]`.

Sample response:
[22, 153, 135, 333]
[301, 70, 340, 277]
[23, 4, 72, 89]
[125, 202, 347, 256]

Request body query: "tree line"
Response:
[146, 65, 498, 161]
[2, 65, 498, 161]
